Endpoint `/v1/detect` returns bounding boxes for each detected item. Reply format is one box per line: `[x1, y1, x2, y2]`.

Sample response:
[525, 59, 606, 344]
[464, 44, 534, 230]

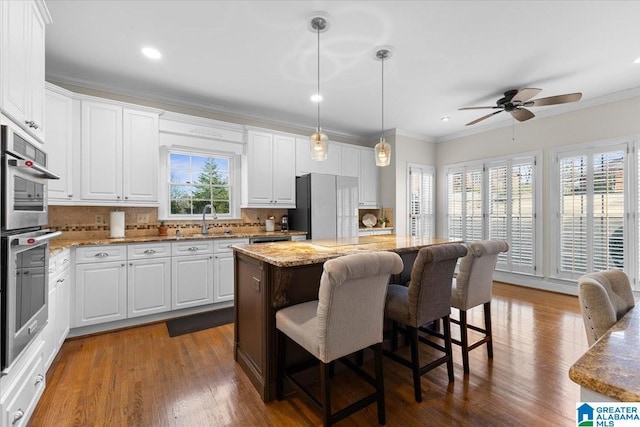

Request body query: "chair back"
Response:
[578, 270, 635, 346]
[406, 244, 468, 327]
[317, 251, 403, 362]
[452, 240, 509, 310]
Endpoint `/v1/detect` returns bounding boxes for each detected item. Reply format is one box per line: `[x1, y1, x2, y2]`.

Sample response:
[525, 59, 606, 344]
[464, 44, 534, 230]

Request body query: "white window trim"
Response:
[550, 137, 633, 284]
[406, 163, 435, 237]
[158, 146, 242, 220]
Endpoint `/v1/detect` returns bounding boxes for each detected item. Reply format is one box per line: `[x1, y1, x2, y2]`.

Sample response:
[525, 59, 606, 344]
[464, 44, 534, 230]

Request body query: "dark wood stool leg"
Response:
[484, 302, 493, 359]
[373, 343, 386, 425]
[391, 320, 398, 351]
[276, 330, 285, 400]
[320, 361, 332, 426]
[409, 326, 422, 402]
[460, 310, 470, 374]
[443, 315, 455, 382]
[356, 349, 364, 367]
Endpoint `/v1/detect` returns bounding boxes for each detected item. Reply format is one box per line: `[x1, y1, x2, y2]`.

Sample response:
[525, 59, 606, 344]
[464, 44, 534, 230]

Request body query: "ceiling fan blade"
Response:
[458, 106, 501, 111]
[512, 88, 542, 103]
[526, 92, 582, 107]
[466, 110, 503, 126]
[511, 108, 535, 122]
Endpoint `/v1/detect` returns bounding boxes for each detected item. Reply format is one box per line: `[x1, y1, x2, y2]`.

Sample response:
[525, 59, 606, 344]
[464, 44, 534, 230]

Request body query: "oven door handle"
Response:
[8, 159, 61, 180]
[17, 231, 62, 246]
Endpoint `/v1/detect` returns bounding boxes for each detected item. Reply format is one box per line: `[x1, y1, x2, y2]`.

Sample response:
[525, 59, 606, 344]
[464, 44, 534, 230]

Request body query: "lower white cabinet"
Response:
[127, 257, 171, 318]
[213, 238, 248, 303]
[172, 254, 214, 309]
[43, 249, 71, 369]
[75, 260, 127, 327]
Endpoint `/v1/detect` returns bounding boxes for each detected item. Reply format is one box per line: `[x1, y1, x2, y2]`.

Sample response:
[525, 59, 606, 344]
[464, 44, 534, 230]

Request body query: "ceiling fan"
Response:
[459, 88, 582, 126]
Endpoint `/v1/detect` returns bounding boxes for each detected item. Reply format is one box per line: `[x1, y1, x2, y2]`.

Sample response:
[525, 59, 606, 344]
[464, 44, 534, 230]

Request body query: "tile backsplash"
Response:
[48, 206, 289, 239]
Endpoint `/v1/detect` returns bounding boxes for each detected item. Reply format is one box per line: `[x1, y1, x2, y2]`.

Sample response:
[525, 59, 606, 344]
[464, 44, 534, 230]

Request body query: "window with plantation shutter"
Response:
[446, 165, 483, 242]
[556, 147, 626, 279]
[488, 157, 536, 274]
[409, 165, 435, 238]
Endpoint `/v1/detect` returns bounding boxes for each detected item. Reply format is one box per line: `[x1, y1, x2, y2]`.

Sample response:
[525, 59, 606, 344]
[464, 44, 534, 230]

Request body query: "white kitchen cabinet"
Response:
[213, 238, 248, 303]
[245, 130, 296, 207]
[0, 0, 49, 142]
[172, 241, 214, 309]
[128, 257, 171, 318]
[295, 137, 342, 176]
[290, 234, 307, 241]
[341, 145, 380, 208]
[43, 248, 71, 370]
[45, 86, 74, 202]
[80, 100, 159, 204]
[74, 245, 128, 327]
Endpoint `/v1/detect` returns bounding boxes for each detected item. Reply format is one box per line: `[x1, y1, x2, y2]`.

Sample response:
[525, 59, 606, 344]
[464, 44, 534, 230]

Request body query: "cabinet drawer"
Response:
[213, 238, 249, 254]
[75, 245, 127, 264]
[128, 242, 171, 259]
[4, 350, 45, 427]
[172, 241, 214, 256]
[49, 248, 71, 274]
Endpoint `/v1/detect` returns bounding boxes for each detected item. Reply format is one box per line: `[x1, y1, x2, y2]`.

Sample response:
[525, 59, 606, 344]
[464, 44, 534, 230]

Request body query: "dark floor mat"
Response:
[166, 308, 233, 337]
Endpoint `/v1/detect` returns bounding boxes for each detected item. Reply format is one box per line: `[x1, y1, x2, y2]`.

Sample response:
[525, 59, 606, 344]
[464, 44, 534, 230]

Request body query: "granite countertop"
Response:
[49, 230, 307, 252]
[233, 235, 458, 267]
[569, 303, 640, 401]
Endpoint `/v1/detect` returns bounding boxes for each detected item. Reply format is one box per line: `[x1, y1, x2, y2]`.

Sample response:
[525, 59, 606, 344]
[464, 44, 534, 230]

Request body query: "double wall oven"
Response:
[1, 119, 60, 371]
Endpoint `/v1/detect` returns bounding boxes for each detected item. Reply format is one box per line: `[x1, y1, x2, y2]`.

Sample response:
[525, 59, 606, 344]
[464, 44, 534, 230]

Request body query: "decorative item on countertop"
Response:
[110, 211, 125, 238]
[362, 213, 377, 228]
[158, 220, 168, 236]
[379, 214, 389, 228]
[265, 216, 275, 232]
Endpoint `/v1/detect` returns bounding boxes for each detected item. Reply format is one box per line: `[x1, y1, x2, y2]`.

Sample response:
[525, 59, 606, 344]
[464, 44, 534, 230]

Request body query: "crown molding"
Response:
[393, 128, 437, 143]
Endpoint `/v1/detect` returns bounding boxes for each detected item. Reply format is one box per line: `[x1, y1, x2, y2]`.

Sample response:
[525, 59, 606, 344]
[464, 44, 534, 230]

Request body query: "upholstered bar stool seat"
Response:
[384, 243, 467, 403]
[450, 239, 509, 374]
[276, 251, 403, 426]
[578, 270, 635, 346]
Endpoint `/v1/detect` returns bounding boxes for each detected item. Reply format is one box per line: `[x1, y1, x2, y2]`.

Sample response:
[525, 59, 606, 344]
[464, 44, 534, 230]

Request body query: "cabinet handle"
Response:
[63, 259, 70, 264]
[129, 263, 133, 266]
[121, 263, 125, 267]
[57, 278, 65, 283]
[68, 194, 73, 198]
[95, 253, 109, 258]
[25, 120, 39, 129]
[117, 196, 121, 199]
[34, 374, 44, 385]
[188, 247, 199, 252]
[12, 409, 24, 424]
[125, 196, 129, 200]
[143, 249, 157, 254]
[252, 277, 261, 292]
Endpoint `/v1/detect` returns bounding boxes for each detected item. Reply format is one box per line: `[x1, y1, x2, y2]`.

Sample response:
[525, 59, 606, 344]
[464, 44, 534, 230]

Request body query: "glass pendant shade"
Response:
[374, 136, 391, 166]
[310, 128, 328, 161]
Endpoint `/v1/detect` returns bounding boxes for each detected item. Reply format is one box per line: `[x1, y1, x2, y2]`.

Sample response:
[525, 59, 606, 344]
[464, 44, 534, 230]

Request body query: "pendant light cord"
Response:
[317, 24, 321, 131]
[381, 53, 385, 138]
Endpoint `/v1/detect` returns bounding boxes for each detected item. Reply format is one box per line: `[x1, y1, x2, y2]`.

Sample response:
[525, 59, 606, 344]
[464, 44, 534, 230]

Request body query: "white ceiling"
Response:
[44, 1, 640, 142]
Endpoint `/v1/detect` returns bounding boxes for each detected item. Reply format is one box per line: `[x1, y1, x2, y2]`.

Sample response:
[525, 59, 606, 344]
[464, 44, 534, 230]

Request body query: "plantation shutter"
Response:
[446, 166, 483, 242]
[409, 166, 435, 238]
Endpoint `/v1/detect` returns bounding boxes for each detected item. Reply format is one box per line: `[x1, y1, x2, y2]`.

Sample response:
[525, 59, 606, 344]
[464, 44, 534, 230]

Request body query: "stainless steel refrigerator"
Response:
[288, 173, 359, 240]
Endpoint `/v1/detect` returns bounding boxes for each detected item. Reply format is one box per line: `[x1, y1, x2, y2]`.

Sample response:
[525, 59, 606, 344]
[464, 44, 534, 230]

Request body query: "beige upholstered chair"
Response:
[276, 251, 403, 426]
[450, 239, 509, 374]
[384, 243, 467, 402]
[578, 270, 635, 347]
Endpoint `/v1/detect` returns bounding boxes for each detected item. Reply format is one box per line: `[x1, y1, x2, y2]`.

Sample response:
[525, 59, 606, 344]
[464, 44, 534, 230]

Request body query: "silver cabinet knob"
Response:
[34, 374, 44, 385]
[143, 249, 157, 255]
[95, 253, 109, 258]
[12, 409, 24, 424]
[68, 194, 73, 198]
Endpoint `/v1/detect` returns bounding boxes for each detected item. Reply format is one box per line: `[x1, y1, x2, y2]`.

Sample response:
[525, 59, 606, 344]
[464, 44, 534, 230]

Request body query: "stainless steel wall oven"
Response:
[1, 119, 60, 371]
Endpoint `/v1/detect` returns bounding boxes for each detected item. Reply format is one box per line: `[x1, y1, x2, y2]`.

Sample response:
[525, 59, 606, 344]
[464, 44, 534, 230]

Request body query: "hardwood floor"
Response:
[29, 282, 587, 426]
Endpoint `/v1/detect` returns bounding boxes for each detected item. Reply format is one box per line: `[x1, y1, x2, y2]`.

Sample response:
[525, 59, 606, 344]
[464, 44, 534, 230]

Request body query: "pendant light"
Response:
[374, 48, 391, 167]
[310, 16, 328, 161]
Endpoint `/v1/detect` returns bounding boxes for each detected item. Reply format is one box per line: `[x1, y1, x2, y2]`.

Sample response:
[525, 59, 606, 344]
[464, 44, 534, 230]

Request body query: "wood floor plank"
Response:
[29, 282, 587, 426]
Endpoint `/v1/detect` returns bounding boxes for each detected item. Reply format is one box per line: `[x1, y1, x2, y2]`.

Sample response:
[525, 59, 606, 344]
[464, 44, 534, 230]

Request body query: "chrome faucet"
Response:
[201, 204, 217, 234]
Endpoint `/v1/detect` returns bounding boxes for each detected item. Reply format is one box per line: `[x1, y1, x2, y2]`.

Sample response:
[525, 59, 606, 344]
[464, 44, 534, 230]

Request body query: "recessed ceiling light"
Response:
[441, 116, 450, 122]
[634, 57, 640, 64]
[310, 94, 323, 102]
[141, 47, 162, 60]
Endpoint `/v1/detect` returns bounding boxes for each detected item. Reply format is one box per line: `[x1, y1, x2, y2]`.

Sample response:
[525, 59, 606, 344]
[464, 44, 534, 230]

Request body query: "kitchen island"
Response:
[232, 235, 456, 402]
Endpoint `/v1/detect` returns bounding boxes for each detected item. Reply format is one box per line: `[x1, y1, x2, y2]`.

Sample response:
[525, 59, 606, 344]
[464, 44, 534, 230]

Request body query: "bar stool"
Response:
[276, 251, 403, 426]
[384, 243, 467, 402]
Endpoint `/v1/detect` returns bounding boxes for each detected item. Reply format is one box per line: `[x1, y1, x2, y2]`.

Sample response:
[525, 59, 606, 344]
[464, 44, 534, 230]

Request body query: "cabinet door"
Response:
[44, 277, 58, 369]
[27, 0, 46, 141]
[171, 255, 214, 309]
[272, 135, 296, 206]
[128, 258, 171, 318]
[80, 101, 123, 201]
[295, 137, 315, 176]
[122, 109, 159, 203]
[0, 0, 30, 124]
[56, 268, 70, 349]
[359, 147, 380, 208]
[213, 253, 234, 303]
[75, 261, 127, 327]
[247, 130, 273, 205]
[45, 89, 74, 201]
[341, 145, 360, 178]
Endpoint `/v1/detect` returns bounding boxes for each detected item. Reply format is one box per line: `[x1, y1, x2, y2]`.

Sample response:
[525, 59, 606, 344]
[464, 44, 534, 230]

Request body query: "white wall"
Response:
[435, 94, 640, 290]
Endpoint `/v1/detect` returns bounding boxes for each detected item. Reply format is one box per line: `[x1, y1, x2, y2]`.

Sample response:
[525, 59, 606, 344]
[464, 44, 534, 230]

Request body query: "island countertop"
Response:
[569, 303, 640, 401]
[232, 235, 458, 267]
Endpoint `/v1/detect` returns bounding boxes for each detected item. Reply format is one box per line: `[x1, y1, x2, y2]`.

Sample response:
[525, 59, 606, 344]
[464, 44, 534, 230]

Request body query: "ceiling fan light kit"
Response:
[459, 88, 583, 126]
[309, 15, 329, 161]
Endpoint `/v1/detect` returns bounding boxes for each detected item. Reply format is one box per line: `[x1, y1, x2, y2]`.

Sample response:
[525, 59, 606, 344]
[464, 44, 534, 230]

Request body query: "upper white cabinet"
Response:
[45, 86, 74, 202]
[245, 130, 296, 208]
[295, 137, 342, 176]
[0, 0, 49, 142]
[80, 100, 159, 204]
[341, 145, 380, 208]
